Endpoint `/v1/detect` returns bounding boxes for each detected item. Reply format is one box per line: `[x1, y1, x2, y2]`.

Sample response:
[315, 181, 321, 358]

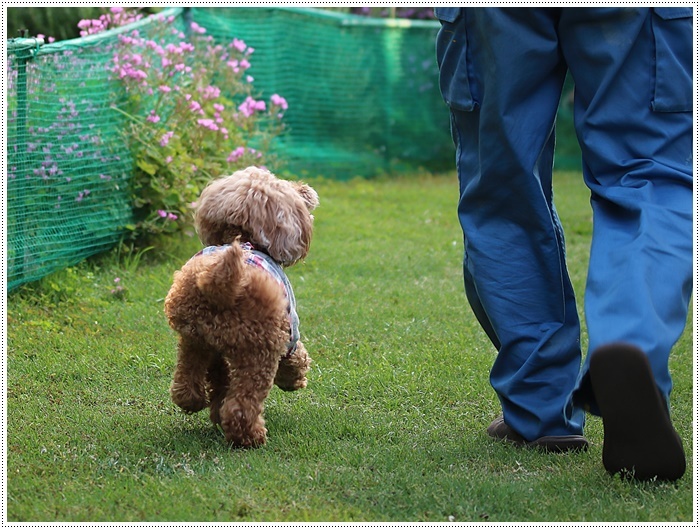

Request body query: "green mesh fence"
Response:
[7, 35, 133, 292]
[6, 8, 185, 292]
[191, 7, 455, 178]
[191, 7, 580, 176]
[7, 7, 581, 292]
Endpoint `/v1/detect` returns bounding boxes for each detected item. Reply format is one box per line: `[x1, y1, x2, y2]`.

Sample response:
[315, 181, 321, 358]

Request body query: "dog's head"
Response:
[194, 166, 319, 266]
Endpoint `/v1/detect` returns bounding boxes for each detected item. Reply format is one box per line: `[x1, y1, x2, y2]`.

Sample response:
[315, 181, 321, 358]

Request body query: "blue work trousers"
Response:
[435, 7, 693, 440]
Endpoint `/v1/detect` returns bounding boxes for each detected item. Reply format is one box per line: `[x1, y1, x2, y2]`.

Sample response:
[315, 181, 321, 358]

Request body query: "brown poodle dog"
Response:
[164, 166, 318, 448]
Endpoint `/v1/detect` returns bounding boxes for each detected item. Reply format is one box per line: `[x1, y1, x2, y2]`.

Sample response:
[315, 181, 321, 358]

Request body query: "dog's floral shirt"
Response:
[194, 242, 299, 357]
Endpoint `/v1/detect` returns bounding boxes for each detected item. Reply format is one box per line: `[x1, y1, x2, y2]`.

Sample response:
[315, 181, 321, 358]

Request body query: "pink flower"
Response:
[157, 211, 177, 221]
[232, 38, 247, 53]
[147, 111, 160, 123]
[160, 131, 174, 146]
[227, 146, 245, 163]
[246, 75, 254, 83]
[78, 18, 107, 37]
[189, 100, 202, 113]
[200, 85, 221, 100]
[158, 85, 171, 93]
[197, 118, 219, 131]
[121, 67, 147, 81]
[37, 33, 55, 44]
[190, 22, 207, 34]
[271, 94, 288, 110]
[237, 96, 267, 117]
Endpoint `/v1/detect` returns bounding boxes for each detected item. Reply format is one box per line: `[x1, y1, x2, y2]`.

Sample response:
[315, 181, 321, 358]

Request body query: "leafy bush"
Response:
[82, 8, 289, 241]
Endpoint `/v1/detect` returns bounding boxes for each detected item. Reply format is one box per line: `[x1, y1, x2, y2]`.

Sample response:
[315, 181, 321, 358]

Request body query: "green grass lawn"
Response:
[6, 171, 693, 522]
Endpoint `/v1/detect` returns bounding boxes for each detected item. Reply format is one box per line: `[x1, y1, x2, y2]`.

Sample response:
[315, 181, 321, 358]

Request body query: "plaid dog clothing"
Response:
[194, 242, 299, 356]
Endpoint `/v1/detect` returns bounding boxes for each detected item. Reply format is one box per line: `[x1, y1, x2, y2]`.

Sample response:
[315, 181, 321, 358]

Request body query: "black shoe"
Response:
[589, 343, 685, 481]
[487, 416, 589, 453]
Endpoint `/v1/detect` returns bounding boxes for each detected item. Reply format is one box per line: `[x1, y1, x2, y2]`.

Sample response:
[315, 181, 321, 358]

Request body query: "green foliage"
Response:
[7, 172, 693, 522]
[7, 7, 103, 41]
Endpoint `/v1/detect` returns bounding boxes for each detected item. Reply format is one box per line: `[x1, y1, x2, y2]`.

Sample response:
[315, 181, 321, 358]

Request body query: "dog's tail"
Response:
[195, 242, 246, 308]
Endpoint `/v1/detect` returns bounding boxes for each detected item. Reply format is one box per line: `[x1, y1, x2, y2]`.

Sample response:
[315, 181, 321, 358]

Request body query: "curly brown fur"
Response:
[195, 166, 319, 266]
[274, 341, 312, 391]
[165, 167, 317, 448]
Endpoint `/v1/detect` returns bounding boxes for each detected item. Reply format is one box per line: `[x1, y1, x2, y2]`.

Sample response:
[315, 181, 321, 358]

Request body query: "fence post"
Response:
[7, 36, 44, 283]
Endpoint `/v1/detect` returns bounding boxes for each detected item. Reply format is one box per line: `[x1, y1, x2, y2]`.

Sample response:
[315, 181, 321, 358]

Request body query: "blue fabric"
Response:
[435, 7, 692, 440]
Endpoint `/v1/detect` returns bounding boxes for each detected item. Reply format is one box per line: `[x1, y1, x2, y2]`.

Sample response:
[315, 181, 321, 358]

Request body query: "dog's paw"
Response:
[274, 375, 308, 392]
[221, 407, 268, 448]
[274, 345, 311, 391]
[170, 382, 208, 413]
[226, 427, 268, 449]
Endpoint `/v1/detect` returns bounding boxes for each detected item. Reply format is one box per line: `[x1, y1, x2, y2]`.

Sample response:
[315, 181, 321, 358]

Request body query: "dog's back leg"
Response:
[219, 342, 281, 448]
[208, 355, 231, 427]
[170, 336, 215, 413]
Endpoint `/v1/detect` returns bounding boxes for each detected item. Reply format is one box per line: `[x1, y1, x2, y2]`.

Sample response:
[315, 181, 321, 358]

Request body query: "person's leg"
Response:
[436, 7, 585, 441]
[562, 7, 693, 413]
[561, 7, 692, 479]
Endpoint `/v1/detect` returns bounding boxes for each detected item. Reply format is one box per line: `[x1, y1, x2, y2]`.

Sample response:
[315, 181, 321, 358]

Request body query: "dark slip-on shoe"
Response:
[589, 343, 685, 481]
[487, 415, 589, 453]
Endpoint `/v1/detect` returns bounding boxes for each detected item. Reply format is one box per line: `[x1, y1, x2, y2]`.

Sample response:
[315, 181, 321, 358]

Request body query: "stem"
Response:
[110, 104, 147, 125]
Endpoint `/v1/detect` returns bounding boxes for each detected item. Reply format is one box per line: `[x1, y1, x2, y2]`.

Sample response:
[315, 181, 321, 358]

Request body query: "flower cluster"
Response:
[78, 7, 143, 37]
[110, 276, 127, 299]
[80, 7, 289, 240]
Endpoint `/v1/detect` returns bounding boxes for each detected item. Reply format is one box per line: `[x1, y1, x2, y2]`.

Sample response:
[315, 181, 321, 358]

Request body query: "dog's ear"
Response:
[294, 183, 319, 211]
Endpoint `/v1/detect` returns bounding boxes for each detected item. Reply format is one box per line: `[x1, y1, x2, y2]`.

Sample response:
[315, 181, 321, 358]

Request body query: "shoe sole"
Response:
[527, 435, 588, 453]
[589, 343, 685, 481]
[489, 416, 588, 453]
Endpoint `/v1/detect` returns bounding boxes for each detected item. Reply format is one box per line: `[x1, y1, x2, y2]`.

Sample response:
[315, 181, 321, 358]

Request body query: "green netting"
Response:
[7, 35, 134, 292]
[191, 7, 581, 177]
[191, 7, 455, 178]
[6, 9, 190, 291]
[7, 7, 582, 292]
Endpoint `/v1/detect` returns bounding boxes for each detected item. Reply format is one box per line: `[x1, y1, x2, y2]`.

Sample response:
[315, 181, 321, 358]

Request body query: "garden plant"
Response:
[76, 7, 289, 241]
